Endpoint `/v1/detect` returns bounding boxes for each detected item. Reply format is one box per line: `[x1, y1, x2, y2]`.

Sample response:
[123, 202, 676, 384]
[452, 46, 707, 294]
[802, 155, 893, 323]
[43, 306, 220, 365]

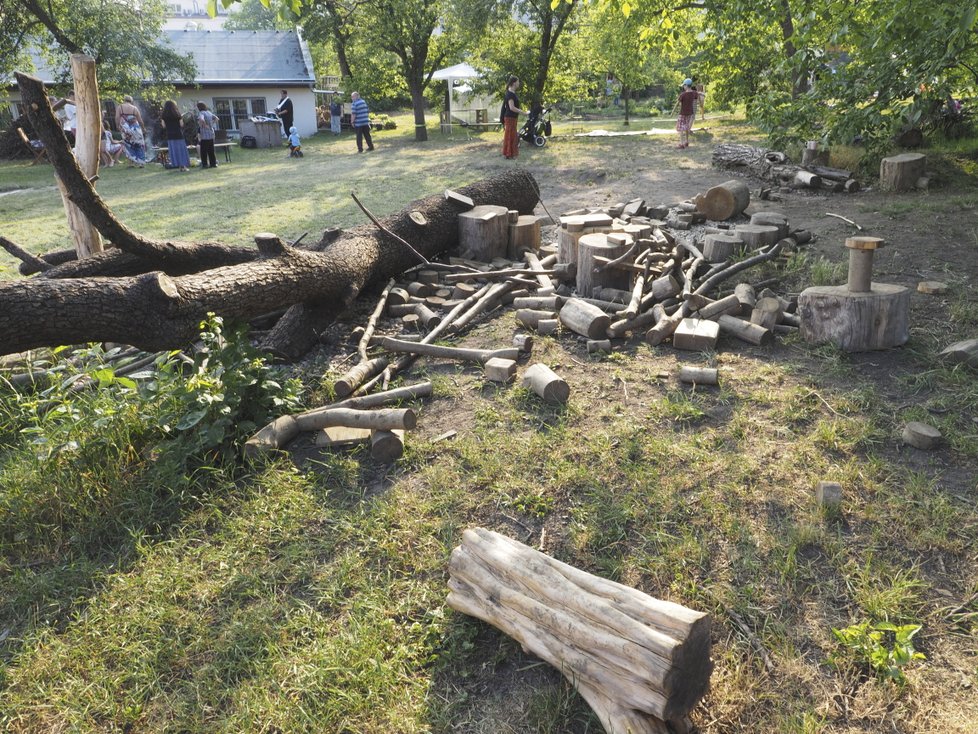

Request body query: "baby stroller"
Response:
[519, 104, 552, 148]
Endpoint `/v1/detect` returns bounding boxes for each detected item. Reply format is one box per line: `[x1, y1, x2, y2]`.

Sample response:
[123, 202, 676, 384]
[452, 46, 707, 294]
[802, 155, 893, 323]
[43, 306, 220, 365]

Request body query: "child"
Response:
[672, 78, 705, 149]
[288, 126, 303, 158]
[100, 120, 125, 167]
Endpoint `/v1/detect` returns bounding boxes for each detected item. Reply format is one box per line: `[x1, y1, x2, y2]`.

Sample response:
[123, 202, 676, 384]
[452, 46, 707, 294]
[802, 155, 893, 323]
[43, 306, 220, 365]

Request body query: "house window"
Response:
[213, 97, 270, 131]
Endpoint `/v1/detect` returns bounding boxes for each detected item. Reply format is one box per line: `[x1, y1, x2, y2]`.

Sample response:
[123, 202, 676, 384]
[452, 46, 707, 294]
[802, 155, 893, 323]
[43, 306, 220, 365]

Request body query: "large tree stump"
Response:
[458, 205, 510, 262]
[693, 179, 750, 221]
[798, 284, 910, 351]
[576, 233, 632, 297]
[447, 528, 711, 732]
[879, 153, 926, 192]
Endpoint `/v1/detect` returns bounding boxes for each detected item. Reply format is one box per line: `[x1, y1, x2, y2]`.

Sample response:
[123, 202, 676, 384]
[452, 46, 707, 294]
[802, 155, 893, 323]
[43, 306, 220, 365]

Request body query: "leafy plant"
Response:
[831, 620, 925, 685]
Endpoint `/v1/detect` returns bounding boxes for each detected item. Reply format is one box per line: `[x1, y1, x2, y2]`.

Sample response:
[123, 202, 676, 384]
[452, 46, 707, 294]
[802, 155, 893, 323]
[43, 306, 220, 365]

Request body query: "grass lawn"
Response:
[1, 111, 977, 733]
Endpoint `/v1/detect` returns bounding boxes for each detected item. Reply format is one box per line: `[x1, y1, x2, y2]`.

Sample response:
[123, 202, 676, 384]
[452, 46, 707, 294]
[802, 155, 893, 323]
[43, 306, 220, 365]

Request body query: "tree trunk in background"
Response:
[61, 54, 103, 257]
[409, 76, 428, 142]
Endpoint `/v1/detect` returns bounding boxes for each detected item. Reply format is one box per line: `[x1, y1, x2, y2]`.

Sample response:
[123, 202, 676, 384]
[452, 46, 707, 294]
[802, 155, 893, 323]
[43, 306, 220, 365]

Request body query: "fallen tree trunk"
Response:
[0, 178, 538, 358]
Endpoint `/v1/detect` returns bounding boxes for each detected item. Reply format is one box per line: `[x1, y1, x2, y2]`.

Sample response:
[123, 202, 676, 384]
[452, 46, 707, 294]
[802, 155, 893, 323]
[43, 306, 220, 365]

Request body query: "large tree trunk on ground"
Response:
[0, 174, 539, 356]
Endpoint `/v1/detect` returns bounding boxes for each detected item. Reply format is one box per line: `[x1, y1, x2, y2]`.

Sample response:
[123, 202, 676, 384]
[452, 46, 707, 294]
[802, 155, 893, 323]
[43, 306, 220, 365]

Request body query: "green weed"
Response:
[831, 620, 925, 685]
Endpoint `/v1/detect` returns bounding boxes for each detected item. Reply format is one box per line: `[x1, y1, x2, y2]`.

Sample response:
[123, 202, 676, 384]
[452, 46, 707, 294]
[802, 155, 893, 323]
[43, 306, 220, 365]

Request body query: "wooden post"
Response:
[60, 54, 103, 258]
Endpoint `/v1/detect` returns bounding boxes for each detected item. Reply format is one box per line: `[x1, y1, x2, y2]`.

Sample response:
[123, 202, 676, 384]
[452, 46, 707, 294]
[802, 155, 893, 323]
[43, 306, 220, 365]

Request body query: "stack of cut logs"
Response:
[246, 181, 809, 462]
[448, 528, 712, 734]
[712, 143, 861, 193]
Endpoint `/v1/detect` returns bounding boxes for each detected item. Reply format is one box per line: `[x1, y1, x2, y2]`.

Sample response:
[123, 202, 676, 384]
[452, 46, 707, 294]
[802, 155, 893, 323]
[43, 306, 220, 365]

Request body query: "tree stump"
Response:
[508, 215, 541, 259]
[576, 233, 632, 297]
[693, 179, 750, 221]
[879, 153, 926, 192]
[447, 528, 711, 731]
[458, 205, 510, 262]
[798, 284, 910, 351]
[734, 224, 781, 250]
[702, 233, 743, 263]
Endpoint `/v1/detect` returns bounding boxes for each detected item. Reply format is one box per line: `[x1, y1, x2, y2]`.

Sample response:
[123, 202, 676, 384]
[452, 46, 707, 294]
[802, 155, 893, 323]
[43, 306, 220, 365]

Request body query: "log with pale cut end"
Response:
[446, 528, 711, 727]
[880, 153, 926, 192]
[693, 179, 750, 221]
[537, 319, 560, 336]
[695, 293, 741, 321]
[939, 338, 978, 367]
[917, 281, 948, 294]
[750, 297, 784, 330]
[559, 298, 612, 339]
[792, 171, 822, 189]
[679, 366, 718, 385]
[734, 283, 756, 316]
[521, 363, 569, 403]
[798, 284, 910, 352]
[508, 215, 541, 259]
[702, 233, 742, 263]
[512, 333, 534, 353]
[577, 233, 632, 297]
[717, 314, 774, 346]
[334, 356, 389, 398]
[587, 339, 612, 354]
[516, 308, 558, 330]
[749, 212, 789, 238]
[902, 421, 941, 450]
[458, 205, 511, 262]
[371, 428, 405, 462]
[315, 426, 371, 448]
[651, 273, 681, 301]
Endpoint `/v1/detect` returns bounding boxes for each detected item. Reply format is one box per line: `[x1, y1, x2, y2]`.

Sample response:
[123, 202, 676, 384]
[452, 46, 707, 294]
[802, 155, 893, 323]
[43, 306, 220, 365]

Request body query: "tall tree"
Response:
[3, 0, 196, 98]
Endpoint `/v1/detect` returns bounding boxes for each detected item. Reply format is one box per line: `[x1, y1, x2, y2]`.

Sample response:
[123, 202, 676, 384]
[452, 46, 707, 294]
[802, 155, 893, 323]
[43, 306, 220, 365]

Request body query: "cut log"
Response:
[750, 297, 784, 330]
[693, 179, 750, 221]
[516, 308, 559, 330]
[880, 153, 926, 193]
[695, 293, 741, 321]
[559, 298, 612, 339]
[371, 428, 405, 462]
[673, 318, 720, 352]
[749, 212, 789, 238]
[447, 528, 712, 727]
[244, 407, 416, 457]
[717, 314, 774, 346]
[512, 296, 563, 311]
[679, 366, 718, 385]
[735, 224, 781, 249]
[702, 233, 743, 263]
[587, 339, 612, 354]
[484, 357, 517, 383]
[508, 215, 541, 259]
[734, 283, 756, 316]
[902, 421, 941, 450]
[521, 363, 569, 403]
[577, 233, 632, 297]
[379, 336, 517, 364]
[512, 333, 534, 353]
[798, 284, 910, 351]
[939, 338, 978, 368]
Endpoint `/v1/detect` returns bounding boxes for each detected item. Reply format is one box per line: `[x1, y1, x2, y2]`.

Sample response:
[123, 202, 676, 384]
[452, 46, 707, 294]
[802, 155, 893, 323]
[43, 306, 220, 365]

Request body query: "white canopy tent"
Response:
[431, 62, 497, 132]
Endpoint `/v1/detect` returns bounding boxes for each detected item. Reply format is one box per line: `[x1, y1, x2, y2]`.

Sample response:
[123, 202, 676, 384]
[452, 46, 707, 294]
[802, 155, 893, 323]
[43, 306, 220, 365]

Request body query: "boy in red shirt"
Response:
[673, 78, 705, 149]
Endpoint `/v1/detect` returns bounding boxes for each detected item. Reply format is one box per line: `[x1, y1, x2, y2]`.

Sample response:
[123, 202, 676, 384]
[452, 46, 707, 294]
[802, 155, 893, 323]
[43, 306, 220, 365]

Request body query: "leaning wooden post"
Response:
[59, 54, 103, 258]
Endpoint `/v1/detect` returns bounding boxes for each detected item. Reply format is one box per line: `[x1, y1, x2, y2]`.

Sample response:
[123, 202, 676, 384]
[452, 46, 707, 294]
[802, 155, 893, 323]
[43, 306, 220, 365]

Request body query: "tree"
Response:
[2, 0, 195, 100]
[222, 0, 297, 30]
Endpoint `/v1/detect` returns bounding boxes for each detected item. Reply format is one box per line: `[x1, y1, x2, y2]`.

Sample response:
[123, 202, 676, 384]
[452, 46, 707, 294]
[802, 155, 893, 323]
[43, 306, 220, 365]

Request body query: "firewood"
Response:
[749, 212, 789, 238]
[750, 297, 784, 330]
[334, 356, 390, 398]
[537, 319, 560, 335]
[717, 314, 774, 346]
[516, 308, 559, 330]
[593, 286, 633, 304]
[939, 338, 978, 367]
[559, 298, 612, 339]
[379, 337, 517, 364]
[608, 304, 664, 339]
[734, 283, 756, 316]
[508, 215, 541, 259]
[679, 366, 718, 385]
[484, 357, 517, 383]
[512, 296, 564, 311]
[524, 251, 557, 295]
[512, 334, 534, 353]
[815, 481, 842, 508]
[702, 233, 742, 263]
[693, 241, 787, 297]
[695, 293, 741, 320]
[587, 339, 612, 354]
[521, 363, 569, 403]
[370, 428, 405, 462]
[244, 408, 416, 457]
[735, 224, 781, 250]
[577, 233, 632, 297]
[646, 305, 692, 347]
[447, 528, 711, 726]
[692, 179, 750, 221]
[792, 171, 822, 189]
[673, 318, 719, 351]
[902, 421, 941, 450]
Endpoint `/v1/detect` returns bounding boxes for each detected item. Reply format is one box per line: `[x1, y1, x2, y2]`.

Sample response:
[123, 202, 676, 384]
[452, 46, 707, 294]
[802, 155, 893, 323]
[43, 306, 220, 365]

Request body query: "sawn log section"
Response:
[448, 528, 712, 732]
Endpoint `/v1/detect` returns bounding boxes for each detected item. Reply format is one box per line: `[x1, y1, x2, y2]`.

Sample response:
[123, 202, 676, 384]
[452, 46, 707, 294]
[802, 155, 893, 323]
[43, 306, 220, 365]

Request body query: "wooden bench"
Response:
[154, 142, 232, 167]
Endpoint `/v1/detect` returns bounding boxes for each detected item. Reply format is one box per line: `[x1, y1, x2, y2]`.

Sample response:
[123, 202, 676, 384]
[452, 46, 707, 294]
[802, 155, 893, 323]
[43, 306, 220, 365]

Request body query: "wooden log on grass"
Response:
[521, 363, 569, 403]
[244, 408, 416, 458]
[559, 298, 611, 339]
[380, 336, 517, 364]
[717, 314, 774, 346]
[692, 179, 750, 221]
[447, 528, 711, 730]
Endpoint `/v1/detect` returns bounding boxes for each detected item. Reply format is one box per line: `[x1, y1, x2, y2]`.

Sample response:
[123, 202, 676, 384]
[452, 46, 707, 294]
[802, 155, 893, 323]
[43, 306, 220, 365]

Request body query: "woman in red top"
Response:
[673, 78, 705, 149]
[502, 76, 526, 159]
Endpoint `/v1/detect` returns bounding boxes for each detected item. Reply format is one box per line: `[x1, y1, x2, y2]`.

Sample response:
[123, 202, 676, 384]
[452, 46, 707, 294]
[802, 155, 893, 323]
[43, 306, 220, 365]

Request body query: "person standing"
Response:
[62, 91, 77, 146]
[672, 78, 705, 149]
[330, 96, 342, 135]
[196, 102, 220, 169]
[350, 91, 374, 152]
[161, 100, 191, 171]
[116, 95, 147, 167]
[501, 75, 525, 159]
[274, 89, 294, 138]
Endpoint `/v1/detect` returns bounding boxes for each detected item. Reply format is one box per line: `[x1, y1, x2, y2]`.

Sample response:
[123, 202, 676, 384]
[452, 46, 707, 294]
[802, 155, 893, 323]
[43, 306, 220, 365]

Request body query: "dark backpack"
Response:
[241, 135, 257, 148]
[499, 100, 507, 125]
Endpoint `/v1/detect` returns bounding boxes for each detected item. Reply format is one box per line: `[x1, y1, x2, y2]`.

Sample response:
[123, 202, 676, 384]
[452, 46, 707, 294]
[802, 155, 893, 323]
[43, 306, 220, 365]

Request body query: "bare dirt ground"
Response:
[292, 129, 978, 732]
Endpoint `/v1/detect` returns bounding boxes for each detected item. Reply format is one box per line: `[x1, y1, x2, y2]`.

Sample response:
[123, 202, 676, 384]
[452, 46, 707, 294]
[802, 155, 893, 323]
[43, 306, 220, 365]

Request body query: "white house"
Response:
[4, 29, 318, 138]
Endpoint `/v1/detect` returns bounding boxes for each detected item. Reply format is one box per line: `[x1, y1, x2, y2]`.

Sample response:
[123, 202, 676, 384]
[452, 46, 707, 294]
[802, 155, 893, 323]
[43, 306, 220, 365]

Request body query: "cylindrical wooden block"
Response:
[902, 421, 941, 450]
[749, 212, 789, 238]
[388, 287, 411, 306]
[735, 224, 781, 249]
[458, 204, 510, 262]
[880, 153, 926, 192]
[413, 303, 441, 329]
[537, 319, 560, 335]
[679, 366, 719, 385]
[516, 308, 558, 330]
[512, 333, 534, 353]
[847, 249, 875, 293]
[750, 296, 784, 330]
[593, 286, 632, 304]
[417, 269, 440, 284]
[798, 284, 910, 351]
[508, 215, 541, 259]
[815, 481, 842, 507]
[702, 233, 743, 263]
[558, 225, 583, 265]
[693, 179, 750, 221]
[587, 339, 611, 354]
[734, 283, 756, 316]
[696, 293, 741, 320]
[576, 233, 632, 297]
[513, 296, 564, 311]
[407, 281, 435, 298]
[650, 274, 681, 301]
[370, 429, 404, 463]
[451, 282, 477, 300]
[717, 314, 774, 346]
[522, 363, 570, 404]
[559, 298, 612, 339]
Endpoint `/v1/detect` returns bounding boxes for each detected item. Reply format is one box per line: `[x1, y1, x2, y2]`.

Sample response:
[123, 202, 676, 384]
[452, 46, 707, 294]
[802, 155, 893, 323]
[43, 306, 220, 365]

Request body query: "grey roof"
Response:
[163, 30, 315, 85]
[8, 30, 315, 87]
